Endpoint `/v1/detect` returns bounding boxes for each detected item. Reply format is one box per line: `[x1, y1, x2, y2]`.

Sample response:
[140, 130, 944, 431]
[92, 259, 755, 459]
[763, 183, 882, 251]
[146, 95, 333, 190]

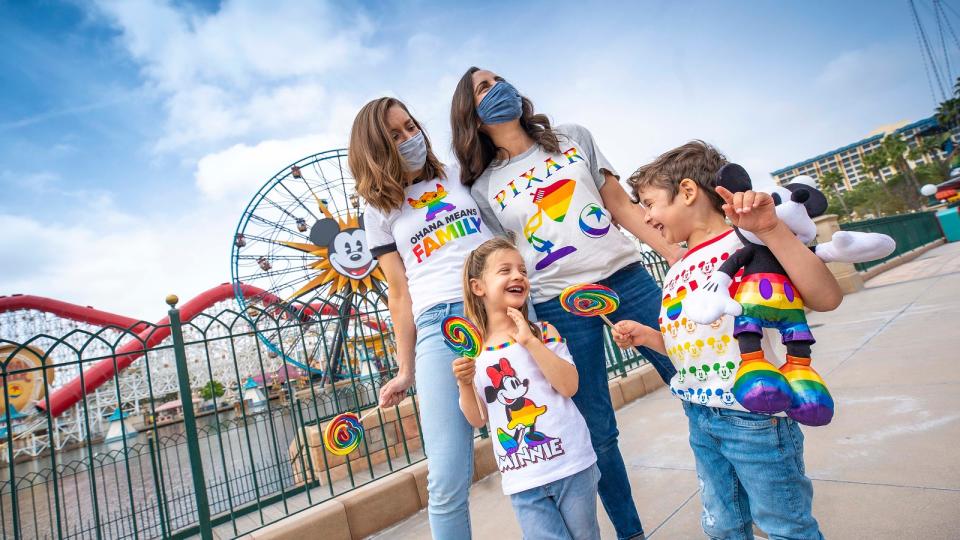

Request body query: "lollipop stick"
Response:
[358, 407, 380, 423]
[599, 314, 616, 329]
[472, 385, 487, 423]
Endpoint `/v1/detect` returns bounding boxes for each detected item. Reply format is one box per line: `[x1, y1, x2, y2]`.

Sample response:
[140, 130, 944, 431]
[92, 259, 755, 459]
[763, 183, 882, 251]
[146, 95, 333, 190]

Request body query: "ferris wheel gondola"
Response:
[229, 149, 387, 375]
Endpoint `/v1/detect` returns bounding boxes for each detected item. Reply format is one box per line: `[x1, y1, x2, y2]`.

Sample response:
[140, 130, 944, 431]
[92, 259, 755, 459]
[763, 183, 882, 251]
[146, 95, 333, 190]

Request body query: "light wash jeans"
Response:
[415, 301, 475, 539]
[683, 401, 823, 540]
[510, 463, 601, 540]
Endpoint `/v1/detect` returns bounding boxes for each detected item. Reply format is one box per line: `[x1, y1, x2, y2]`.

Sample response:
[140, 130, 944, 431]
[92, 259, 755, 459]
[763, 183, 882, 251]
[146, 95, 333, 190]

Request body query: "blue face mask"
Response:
[476, 81, 522, 125]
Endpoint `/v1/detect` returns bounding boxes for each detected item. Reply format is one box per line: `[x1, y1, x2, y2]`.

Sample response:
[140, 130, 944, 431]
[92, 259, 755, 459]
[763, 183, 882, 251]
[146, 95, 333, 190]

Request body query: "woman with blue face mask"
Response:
[350, 97, 493, 540]
[450, 68, 683, 540]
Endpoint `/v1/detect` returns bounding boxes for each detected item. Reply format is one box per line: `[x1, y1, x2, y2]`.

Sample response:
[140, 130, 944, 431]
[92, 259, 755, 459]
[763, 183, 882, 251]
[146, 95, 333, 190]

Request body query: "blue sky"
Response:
[1, 0, 955, 318]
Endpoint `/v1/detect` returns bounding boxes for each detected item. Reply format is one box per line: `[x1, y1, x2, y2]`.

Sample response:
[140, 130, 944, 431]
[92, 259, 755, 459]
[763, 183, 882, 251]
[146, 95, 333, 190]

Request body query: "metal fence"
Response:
[0, 253, 669, 539]
[840, 211, 946, 271]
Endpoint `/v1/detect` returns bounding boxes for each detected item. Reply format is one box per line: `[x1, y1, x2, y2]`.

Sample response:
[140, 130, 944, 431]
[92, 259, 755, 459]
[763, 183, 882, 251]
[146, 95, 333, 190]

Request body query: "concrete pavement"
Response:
[374, 241, 960, 539]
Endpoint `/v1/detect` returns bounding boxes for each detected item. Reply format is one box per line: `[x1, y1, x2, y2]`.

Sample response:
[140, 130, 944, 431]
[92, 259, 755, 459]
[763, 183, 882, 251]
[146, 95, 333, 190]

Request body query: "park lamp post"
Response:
[921, 184, 938, 207]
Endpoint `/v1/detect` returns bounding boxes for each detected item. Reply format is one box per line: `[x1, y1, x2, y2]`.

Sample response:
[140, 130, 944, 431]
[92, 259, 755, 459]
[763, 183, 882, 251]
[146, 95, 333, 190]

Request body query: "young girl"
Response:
[452, 237, 600, 540]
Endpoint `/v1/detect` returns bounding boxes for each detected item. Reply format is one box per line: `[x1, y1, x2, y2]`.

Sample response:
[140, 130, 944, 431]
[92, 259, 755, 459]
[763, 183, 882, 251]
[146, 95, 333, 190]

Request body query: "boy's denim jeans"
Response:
[510, 463, 601, 540]
[535, 262, 674, 540]
[682, 401, 824, 540]
[414, 302, 475, 539]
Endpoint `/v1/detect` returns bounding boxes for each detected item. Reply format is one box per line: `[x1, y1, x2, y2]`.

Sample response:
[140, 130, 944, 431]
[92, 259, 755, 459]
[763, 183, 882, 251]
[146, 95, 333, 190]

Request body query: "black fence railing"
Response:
[2, 252, 671, 539]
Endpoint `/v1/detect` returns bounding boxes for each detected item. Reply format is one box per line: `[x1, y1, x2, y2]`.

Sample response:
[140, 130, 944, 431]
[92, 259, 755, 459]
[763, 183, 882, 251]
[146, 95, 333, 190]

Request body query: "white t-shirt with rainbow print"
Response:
[473, 324, 596, 495]
[661, 229, 779, 411]
[364, 165, 492, 319]
[470, 124, 640, 303]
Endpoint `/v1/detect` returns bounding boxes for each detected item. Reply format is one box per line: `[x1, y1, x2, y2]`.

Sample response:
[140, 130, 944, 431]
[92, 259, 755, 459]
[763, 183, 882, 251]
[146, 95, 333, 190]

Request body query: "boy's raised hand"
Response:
[452, 356, 476, 386]
[715, 186, 778, 236]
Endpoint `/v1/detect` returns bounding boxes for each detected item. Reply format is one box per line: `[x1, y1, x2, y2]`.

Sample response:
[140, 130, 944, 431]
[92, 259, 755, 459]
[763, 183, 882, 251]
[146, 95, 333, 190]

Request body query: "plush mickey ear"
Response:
[358, 213, 365, 230]
[310, 218, 341, 247]
[715, 163, 753, 194]
[784, 184, 829, 218]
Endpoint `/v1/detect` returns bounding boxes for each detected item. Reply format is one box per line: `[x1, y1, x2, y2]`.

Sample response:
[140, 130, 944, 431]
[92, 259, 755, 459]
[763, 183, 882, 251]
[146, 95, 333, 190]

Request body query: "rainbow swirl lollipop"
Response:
[441, 316, 482, 358]
[323, 412, 364, 456]
[560, 284, 620, 326]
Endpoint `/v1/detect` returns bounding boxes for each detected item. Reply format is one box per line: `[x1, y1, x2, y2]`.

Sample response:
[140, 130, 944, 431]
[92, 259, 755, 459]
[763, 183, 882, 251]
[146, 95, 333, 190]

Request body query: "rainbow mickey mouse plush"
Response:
[684, 164, 895, 426]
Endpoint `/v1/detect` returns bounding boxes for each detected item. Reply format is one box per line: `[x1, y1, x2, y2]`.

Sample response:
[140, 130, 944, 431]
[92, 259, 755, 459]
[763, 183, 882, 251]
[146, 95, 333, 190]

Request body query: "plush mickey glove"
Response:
[684, 273, 743, 325]
[815, 231, 896, 264]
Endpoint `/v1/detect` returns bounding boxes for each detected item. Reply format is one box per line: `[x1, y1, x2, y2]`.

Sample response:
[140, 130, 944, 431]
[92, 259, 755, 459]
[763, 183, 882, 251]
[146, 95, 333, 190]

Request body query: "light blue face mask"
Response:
[398, 130, 427, 172]
[476, 81, 523, 125]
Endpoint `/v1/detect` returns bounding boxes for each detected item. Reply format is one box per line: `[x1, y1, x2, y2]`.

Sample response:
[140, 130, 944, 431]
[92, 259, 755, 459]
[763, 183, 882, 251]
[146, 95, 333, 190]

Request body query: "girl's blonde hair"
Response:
[462, 237, 542, 341]
[349, 97, 446, 212]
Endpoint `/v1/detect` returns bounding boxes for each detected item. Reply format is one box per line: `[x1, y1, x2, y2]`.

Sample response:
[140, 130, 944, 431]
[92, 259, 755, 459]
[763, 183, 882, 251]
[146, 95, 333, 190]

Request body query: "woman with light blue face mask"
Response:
[450, 68, 684, 540]
[350, 98, 493, 540]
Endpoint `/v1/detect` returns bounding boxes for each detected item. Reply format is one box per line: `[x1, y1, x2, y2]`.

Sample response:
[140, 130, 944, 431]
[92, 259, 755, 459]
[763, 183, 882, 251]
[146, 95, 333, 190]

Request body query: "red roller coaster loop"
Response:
[1, 283, 386, 417]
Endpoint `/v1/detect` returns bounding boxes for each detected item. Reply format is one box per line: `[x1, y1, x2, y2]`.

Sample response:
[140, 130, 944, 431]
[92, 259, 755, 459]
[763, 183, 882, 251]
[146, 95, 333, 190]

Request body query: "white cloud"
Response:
[195, 132, 342, 202]
[0, 198, 234, 321]
[89, 0, 383, 151]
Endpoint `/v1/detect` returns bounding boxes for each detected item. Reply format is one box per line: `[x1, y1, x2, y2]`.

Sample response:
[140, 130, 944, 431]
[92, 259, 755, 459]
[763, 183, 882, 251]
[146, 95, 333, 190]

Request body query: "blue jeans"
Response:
[510, 463, 601, 540]
[415, 302, 476, 539]
[683, 401, 823, 540]
[534, 263, 673, 539]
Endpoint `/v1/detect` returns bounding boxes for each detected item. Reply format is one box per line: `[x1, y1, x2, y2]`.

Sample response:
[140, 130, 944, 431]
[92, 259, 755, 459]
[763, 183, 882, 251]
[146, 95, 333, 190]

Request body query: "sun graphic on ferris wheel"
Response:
[280, 199, 386, 300]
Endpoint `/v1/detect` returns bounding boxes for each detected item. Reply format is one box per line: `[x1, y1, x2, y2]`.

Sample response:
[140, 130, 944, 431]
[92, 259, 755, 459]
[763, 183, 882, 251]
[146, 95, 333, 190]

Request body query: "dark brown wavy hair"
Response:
[349, 97, 445, 212]
[450, 67, 560, 186]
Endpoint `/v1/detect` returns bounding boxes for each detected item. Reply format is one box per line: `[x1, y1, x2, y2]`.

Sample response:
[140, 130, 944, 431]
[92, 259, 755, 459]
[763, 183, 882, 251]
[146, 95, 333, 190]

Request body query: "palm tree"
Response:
[861, 149, 889, 183]
[818, 170, 849, 214]
[935, 96, 960, 129]
[881, 135, 922, 198]
[909, 134, 950, 178]
[934, 76, 960, 168]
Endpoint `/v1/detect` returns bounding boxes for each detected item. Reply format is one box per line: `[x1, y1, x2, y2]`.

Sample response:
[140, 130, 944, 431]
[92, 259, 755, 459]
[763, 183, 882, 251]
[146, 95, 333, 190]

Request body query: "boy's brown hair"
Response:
[627, 140, 728, 213]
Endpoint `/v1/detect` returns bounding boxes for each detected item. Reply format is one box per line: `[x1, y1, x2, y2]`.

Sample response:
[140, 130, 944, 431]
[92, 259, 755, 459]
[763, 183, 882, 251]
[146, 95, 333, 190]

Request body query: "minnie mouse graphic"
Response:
[483, 358, 553, 455]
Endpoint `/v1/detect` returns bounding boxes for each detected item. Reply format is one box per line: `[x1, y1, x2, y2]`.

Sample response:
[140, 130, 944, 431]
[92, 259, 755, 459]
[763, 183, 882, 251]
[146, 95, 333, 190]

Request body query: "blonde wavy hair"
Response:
[462, 237, 542, 340]
[349, 97, 445, 212]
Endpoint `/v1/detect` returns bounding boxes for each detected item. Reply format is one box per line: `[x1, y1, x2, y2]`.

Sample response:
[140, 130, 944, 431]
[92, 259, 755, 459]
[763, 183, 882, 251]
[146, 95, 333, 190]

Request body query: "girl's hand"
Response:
[612, 320, 655, 348]
[715, 186, 778, 236]
[452, 356, 476, 386]
[379, 371, 413, 408]
[506, 307, 535, 346]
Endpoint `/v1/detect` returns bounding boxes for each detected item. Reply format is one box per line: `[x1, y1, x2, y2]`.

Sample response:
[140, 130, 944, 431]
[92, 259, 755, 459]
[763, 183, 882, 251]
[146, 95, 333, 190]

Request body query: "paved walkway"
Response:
[375, 241, 960, 539]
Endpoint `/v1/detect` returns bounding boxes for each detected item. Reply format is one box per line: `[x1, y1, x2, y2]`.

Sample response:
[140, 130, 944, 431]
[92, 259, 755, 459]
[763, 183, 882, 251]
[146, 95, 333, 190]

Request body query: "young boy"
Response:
[613, 141, 840, 540]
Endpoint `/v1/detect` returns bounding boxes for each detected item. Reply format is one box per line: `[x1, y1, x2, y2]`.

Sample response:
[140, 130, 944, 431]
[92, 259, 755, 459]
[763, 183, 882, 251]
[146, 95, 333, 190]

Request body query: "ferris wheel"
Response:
[230, 149, 388, 375]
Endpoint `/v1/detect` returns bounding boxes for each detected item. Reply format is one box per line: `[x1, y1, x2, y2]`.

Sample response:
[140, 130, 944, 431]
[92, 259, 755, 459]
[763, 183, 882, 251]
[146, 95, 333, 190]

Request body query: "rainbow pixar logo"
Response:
[578, 203, 611, 238]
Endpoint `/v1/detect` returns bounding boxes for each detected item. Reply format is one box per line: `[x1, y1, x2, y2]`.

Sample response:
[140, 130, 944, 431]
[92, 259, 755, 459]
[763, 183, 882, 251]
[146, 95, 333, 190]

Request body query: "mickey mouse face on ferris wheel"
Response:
[309, 217, 377, 280]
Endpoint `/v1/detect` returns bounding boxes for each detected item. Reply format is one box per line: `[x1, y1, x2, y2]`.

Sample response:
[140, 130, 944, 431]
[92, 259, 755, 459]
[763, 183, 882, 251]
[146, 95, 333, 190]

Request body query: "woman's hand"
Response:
[452, 356, 477, 387]
[379, 371, 414, 408]
[715, 186, 778, 236]
[612, 320, 656, 349]
[506, 307, 535, 346]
